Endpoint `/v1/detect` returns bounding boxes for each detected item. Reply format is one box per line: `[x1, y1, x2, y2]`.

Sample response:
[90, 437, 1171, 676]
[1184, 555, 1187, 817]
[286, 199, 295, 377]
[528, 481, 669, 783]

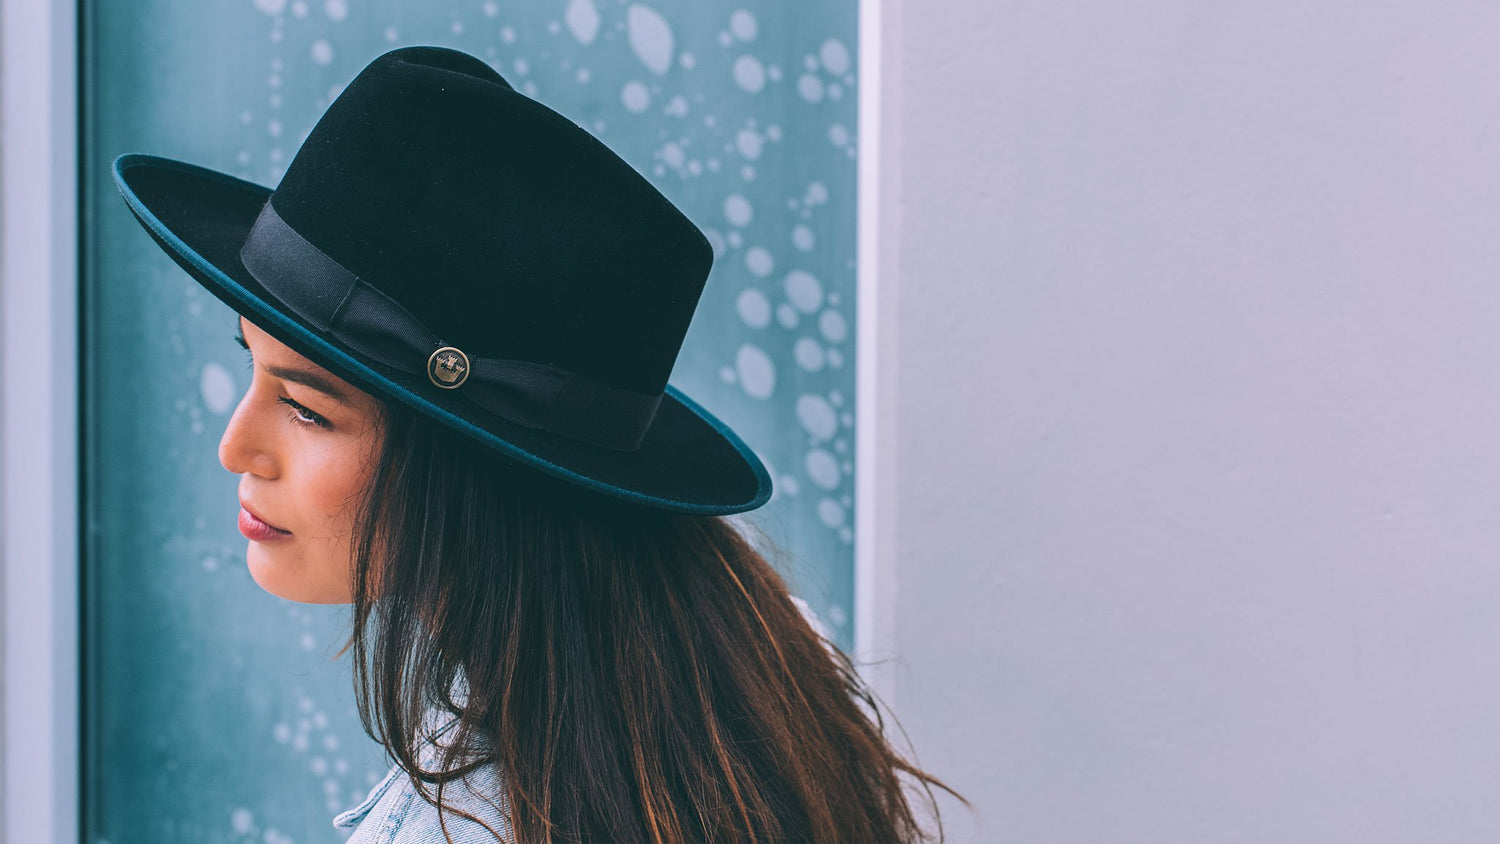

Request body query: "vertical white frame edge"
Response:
[854, 0, 898, 707]
[1, 0, 81, 841]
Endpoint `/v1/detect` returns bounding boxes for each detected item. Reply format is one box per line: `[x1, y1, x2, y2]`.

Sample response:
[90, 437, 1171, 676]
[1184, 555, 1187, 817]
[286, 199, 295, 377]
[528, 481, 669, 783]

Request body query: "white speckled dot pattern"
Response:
[86, 1, 856, 840]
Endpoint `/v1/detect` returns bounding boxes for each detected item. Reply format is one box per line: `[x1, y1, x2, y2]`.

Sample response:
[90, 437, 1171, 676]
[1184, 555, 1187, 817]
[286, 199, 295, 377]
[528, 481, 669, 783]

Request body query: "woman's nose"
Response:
[218, 391, 278, 478]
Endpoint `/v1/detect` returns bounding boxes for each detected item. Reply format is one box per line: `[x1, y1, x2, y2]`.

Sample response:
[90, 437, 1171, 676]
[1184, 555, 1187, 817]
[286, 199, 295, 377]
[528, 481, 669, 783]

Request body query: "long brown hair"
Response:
[343, 399, 968, 842]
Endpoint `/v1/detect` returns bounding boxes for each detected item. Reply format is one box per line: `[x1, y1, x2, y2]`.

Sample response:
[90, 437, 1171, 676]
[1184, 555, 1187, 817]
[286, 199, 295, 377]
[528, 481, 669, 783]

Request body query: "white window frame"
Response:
[1, 0, 80, 842]
[854, 0, 896, 706]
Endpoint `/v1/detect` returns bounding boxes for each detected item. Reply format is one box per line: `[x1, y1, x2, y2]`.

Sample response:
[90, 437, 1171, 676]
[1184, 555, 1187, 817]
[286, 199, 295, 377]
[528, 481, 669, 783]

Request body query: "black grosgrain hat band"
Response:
[240, 199, 663, 451]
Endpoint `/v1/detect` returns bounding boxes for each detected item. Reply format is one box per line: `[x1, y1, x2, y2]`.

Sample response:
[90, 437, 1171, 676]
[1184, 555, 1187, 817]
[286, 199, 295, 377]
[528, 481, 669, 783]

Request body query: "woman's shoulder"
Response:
[334, 713, 514, 844]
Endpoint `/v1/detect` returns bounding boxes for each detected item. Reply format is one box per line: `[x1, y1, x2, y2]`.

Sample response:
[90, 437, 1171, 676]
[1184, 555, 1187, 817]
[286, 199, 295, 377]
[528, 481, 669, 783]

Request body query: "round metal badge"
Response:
[427, 346, 470, 389]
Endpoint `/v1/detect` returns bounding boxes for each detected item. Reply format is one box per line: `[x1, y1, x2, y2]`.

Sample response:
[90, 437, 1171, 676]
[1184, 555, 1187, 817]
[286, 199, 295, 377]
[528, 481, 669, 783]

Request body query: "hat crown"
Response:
[267, 46, 713, 396]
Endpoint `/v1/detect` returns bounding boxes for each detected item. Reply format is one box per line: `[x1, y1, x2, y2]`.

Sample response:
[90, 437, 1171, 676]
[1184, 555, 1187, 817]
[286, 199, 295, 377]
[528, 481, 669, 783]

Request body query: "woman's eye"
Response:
[278, 396, 332, 429]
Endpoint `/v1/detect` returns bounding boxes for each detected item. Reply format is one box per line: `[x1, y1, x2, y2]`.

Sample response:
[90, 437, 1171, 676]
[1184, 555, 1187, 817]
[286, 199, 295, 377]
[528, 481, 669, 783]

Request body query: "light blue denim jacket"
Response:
[334, 712, 514, 843]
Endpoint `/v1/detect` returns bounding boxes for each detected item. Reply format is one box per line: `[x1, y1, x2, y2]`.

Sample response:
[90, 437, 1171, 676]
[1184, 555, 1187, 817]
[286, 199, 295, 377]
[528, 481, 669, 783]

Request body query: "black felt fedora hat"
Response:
[112, 45, 771, 515]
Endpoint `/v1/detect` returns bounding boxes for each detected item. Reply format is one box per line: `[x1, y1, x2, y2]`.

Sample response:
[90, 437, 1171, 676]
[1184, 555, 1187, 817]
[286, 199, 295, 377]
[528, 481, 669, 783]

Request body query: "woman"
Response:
[114, 45, 964, 843]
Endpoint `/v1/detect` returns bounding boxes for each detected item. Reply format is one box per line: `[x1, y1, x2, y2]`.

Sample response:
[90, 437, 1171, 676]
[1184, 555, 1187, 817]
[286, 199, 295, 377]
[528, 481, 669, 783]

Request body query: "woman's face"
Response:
[219, 316, 384, 603]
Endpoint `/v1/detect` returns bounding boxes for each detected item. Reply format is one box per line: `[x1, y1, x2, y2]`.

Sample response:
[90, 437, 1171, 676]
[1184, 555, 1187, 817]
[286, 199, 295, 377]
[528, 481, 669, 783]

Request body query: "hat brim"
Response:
[112, 153, 772, 515]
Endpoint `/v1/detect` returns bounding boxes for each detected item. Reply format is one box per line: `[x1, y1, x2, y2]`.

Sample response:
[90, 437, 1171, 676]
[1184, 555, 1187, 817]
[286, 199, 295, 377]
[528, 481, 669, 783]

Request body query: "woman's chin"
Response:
[245, 541, 351, 604]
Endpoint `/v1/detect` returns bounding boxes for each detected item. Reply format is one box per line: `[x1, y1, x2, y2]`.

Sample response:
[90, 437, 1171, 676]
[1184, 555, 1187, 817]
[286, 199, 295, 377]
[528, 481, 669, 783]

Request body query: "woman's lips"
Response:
[238, 504, 292, 542]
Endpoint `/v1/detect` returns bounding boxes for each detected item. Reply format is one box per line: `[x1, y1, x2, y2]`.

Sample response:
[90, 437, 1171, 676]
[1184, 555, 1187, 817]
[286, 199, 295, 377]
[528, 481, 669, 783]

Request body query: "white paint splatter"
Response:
[733, 55, 766, 93]
[723, 194, 753, 227]
[828, 123, 850, 147]
[806, 181, 828, 204]
[200, 363, 235, 414]
[324, 0, 347, 20]
[736, 289, 771, 328]
[231, 808, 255, 835]
[310, 39, 333, 65]
[797, 394, 837, 440]
[565, 0, 600, 44]
[621, 81, 651, 113]
[792, 225, 815, 251]
[776, 303, 799, 329]
[784, 270, 823, 313]
[254, 0, 286, 15]
[820, 38, 851, 75]
[818, 498, 845, 528]
[729, 9, 757, 41]
[745, 247, 774, 277]
[797, 74, 824, 103]
[627, 5, 675, 74]
[794, 337, 825, 371]
[736, 344, 776, 399]
[663, 95, 689, 116]
[736, 128, 764, 160]
[805, 449, 840, 489]
[660, 142, 685, 168]
[819, 309, 848, 342]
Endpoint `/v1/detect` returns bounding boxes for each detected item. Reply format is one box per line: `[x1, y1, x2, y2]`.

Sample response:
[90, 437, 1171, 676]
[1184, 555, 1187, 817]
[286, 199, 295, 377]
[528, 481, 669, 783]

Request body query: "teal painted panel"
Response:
[83, 1, 857, 840]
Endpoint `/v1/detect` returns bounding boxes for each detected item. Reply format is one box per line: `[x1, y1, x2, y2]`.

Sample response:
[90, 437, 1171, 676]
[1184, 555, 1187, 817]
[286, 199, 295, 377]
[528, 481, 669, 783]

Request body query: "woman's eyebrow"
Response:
[263, 364, 349, 403]
[237, 316, 349, 402]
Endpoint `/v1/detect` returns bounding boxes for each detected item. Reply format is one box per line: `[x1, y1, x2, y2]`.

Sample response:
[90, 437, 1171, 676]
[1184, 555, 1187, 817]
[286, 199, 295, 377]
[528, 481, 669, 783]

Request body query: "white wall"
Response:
[0, 1, 78, 842]
[881, 3, 1500, 842]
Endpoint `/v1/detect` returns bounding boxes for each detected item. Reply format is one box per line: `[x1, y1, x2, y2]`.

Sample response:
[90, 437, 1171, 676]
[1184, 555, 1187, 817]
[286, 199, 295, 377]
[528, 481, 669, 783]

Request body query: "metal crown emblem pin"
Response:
[427, 346, 470, 389]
